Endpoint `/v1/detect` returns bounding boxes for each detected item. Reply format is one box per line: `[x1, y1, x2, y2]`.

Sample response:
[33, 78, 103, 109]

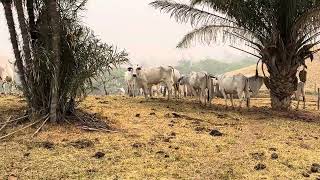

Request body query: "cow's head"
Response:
[132, 65, 142, 77]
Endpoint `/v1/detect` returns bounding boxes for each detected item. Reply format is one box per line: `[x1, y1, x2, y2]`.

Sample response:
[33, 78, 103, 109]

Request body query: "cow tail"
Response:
[245, 78, 250, 99]
[205, 73, 210, 103]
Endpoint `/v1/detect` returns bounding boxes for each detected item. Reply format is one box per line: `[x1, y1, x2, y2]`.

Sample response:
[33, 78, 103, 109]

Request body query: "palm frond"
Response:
[150, 0, 236, 27]
[176, 24, 246, 48]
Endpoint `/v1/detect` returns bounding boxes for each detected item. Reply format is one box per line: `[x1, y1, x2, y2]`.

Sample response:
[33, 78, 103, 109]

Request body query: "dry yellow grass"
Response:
[0, 95, 320, 179]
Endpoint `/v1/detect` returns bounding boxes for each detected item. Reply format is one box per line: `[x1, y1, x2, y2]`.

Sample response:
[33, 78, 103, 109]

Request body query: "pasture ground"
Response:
[0, 95, 320, 179]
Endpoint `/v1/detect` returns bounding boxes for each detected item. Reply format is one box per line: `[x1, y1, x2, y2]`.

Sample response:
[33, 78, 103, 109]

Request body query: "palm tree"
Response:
[1, 0, 129, 125]
[14, 0, 35, 109]
[1, 0, 31, 105]
[150, 0, 320, 110]
[47, 0, 61, 122]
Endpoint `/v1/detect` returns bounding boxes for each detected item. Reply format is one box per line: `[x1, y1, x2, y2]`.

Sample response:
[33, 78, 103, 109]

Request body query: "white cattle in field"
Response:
[133, 66, 175, 100]
[0, 65, 15, 95]
[179, 72, 212, 105]
[217, 73, 250, 108]
[125, 67, 136, 97]
[247, 75, 264, 97]
[294, 81, 305, 109]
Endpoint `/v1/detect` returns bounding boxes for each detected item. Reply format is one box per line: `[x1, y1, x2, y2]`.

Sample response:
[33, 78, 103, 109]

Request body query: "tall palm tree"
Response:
[14, 0, 35, 109]
[47, 0, 61, 122]
[151, 0, 320, 110]
[1, 0, 31, 105]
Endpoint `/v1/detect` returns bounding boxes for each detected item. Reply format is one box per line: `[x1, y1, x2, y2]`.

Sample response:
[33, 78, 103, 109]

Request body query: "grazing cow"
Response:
[294, 82, 306, 109]
[125, 67, 136, 97]
[247, 75, 264, 97]
[178, 76, 193, 97]
[0, 65, 15, 95]
[133, 66, 175, 100]
[179, 72, 212, 105]
[217, 74, 250, 108]
[160, 68, 181, 98]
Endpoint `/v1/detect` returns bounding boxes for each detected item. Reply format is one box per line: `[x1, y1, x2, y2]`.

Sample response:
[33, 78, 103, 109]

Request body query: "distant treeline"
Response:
[175, 58, 256, 76]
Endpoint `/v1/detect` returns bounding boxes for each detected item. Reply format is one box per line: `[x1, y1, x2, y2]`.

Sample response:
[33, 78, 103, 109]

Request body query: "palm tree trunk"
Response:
[47, 0, 61, 122]
[1, 0, 31, 106]
[14, 0, 36, 110]
[265, 66, 298, 110]
[26, 0, 37, 42]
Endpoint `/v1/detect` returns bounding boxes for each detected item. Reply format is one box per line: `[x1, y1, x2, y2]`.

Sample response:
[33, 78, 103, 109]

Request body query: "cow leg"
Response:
[230, 94, 234, 108]
[167, 85, 172, 100]
[303, 95, 306, 109]
[296, 97, 300, 110]
[133, 84, 136, 97]
[148, 86, 153, 98]
[221, 89, 228, 107]
[143, 85, 149, 99]
[237, 91, 244, 108]
[163, 87, 167, 97]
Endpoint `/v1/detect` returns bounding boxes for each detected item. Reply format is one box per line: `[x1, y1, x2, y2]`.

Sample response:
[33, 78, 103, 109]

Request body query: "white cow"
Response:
[179, 72, 212, 105]
[133, 66, 175, 100]
[217, 74, 250, 108]
[0, 65, 15, 95]
[294, 82, 305, 109]
[125, 67, 136, 97]
[247, 75, 264, 97]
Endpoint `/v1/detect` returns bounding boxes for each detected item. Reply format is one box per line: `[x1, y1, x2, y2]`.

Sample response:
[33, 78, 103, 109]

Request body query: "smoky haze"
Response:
[0, 0, 252, 67]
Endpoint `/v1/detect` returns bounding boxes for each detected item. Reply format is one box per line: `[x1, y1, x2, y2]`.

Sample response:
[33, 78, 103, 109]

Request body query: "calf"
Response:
[133, 66, 174, 100]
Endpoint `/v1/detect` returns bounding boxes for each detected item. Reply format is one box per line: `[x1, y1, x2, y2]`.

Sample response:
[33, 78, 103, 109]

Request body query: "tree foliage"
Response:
[1, 0, 128, 120]
[175, 58, 255, 75]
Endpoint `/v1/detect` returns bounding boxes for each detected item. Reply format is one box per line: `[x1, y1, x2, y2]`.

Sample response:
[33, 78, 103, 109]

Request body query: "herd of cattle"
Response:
[124, 65, 306, 109]
[0, 64, 307, 109]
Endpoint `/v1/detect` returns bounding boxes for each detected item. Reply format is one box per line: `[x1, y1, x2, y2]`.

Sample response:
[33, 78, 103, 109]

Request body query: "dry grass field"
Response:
[0, 94, 320, 179]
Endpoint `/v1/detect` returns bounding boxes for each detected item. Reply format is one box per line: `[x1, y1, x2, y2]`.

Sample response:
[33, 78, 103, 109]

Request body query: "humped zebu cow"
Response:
[132, 65, 175, 100]
[178, 75, 194, 97]
[294, 68, 307, 109]
[125, 67, 136, 97]
[215, 73, 250, 108]
[178, 71, 213, 105]
[247, 75, 265, 97]
[294, 82, 305, 109]
[160, 68, 182, 98]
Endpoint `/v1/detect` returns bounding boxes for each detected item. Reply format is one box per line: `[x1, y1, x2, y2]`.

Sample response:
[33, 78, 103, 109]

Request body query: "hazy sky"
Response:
[0, 0, 251, 67]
